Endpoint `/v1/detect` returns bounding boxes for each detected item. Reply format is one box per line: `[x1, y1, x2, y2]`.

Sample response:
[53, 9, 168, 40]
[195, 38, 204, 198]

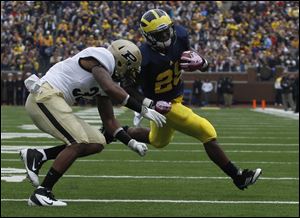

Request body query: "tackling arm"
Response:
[96, 95, 148, 156]
[79, 57, 166, 127]
[122, 79, 154, 108]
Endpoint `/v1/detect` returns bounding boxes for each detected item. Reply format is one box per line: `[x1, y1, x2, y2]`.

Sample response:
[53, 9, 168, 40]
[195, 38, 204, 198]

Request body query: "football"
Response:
[155, 101, 172, 114]
[180, 50, 204, 72]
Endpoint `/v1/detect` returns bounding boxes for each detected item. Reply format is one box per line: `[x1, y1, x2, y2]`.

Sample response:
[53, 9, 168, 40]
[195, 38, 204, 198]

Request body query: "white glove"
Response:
[133, 98, 154, 127]
[140, 106, 166, 127]
[127, 139, 148, 156]
[133, 112, 143, 127]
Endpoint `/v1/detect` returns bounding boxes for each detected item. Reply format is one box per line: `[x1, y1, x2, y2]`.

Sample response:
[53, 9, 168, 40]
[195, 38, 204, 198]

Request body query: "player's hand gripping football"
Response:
[140, 106, 166, 127]
[180, 50, 207, 72]
[127, 139, 148, 156]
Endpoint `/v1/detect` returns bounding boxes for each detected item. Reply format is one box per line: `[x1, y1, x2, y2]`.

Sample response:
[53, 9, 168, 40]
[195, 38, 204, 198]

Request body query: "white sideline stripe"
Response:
[1, 199, 298, 205]
[103, 149, 299, 153]
[1, 132, 298, 139]
[1, 146, 298, 154]
[45, 175, 298, 181]
[253, 108, 299, 120]
[1, 158, 298, 165]
[1, 142, 299, 147]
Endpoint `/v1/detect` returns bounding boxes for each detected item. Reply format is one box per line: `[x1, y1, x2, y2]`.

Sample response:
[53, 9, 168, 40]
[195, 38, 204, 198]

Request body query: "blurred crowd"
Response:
[1, 1, 299, 74]
[1, 1, 299, 106]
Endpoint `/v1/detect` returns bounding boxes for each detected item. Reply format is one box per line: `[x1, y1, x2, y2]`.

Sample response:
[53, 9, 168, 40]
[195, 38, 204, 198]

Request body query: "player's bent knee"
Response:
[72, 143, 104, 157]
[203, 138, 218, 146]
[92, 143, 104, 153]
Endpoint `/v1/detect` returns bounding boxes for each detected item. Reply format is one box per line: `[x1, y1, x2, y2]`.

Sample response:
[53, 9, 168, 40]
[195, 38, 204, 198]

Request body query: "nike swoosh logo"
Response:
[31, 158, 37, 171]
[41, 198, 53, 205]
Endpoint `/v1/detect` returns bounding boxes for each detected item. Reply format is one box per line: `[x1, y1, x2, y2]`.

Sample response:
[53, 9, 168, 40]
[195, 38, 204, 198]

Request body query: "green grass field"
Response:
[1, 105, 299, 217]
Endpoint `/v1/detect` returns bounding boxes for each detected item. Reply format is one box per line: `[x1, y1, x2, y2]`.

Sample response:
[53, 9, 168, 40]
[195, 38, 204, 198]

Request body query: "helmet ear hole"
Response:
[117, 61, 122, 67]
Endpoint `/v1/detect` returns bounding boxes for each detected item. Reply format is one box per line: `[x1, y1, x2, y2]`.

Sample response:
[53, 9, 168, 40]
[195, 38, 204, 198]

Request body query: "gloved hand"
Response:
[180, 50, 208, 72]
[140, 106, 166, 127]
[127, 139, 148, 156]
[133, 111, 143, 127]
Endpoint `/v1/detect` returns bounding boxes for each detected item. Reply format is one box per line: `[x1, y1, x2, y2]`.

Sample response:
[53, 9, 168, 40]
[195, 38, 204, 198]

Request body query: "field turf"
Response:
[1, 105, 299, 217]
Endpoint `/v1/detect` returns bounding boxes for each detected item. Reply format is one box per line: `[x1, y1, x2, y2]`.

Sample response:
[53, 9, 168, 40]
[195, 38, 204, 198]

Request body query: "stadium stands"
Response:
[1, 1, 299, 105]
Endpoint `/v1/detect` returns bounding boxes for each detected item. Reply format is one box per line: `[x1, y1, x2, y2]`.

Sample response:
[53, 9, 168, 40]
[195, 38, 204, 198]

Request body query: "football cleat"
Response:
[233, 168, 262, 190]
[20, 148, 44, 187]
[28, 186, 67, 206]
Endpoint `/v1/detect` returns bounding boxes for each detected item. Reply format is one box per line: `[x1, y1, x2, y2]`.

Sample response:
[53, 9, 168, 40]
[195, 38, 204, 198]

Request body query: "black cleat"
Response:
[233, 168, 262, 190]
[20, 148, 44, 187]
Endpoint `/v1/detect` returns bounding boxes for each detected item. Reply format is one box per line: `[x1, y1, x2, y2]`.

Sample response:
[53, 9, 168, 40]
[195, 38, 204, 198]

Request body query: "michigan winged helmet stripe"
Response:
[140, 9, 172, 33]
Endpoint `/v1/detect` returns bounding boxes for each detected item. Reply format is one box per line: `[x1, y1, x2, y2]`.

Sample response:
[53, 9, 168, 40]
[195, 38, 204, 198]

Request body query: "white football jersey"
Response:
[41, 47, 115, 105]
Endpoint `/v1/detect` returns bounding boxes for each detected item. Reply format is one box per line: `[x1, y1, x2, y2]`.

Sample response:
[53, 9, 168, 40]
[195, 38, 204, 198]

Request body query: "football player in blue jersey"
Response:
[120, 9, 262, 190]
[21, 9, 262, 192]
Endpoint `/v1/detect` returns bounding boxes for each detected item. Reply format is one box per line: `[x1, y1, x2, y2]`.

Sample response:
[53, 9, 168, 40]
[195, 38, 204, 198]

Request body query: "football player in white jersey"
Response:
[20, 39, 166, 206]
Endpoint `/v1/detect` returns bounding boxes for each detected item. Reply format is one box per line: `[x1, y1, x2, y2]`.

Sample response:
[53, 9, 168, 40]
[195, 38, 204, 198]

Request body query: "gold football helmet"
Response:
[108, 39, 142, 81]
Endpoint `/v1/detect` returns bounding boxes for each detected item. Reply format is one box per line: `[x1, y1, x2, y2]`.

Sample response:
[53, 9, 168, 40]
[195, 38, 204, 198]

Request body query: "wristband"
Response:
[125, 96, 142, 113]
[113, 127, 123, 137]
[114, 128, 132, 145]
[142, 98, 154, 108]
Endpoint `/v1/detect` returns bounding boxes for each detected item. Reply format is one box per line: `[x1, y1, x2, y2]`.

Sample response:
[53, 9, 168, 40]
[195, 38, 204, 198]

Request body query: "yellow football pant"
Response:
[149, 96, 217, 148]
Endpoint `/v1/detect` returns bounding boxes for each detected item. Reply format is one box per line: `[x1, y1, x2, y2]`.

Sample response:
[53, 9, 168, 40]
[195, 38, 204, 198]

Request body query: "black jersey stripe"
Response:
[37, 103, 76, 144]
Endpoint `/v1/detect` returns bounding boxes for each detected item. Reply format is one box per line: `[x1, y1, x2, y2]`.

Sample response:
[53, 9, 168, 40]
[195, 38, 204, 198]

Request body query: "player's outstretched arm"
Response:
[96, 95, 148, 156]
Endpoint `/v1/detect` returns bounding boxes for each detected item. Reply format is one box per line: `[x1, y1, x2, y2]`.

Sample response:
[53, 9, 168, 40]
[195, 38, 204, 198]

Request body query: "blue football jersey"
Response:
[137, 25, 190, 102]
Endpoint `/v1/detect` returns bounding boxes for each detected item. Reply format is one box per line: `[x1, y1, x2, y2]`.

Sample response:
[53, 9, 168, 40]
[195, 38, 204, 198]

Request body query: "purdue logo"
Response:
[121, 50, 137, 65]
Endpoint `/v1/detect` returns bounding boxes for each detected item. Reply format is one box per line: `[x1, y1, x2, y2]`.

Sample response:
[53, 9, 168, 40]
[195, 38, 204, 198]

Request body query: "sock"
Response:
[221, 161, 240, 180]
[44, 144, 67, 160]
[41, 167, 62, 190]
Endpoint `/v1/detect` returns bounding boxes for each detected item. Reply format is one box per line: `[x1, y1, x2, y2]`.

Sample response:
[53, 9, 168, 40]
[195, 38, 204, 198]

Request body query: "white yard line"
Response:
[1, 141, 299, 147]
[1, 198, 298, 205]
[1, 132, 298, 139]
[1, 158, 298, 165]
[1, 145, 298, 154]
[48, 175, 298, 181]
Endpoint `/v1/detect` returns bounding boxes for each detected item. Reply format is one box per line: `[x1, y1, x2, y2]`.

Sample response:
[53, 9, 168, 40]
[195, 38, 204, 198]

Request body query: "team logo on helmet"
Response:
[108, 39, 142, 82]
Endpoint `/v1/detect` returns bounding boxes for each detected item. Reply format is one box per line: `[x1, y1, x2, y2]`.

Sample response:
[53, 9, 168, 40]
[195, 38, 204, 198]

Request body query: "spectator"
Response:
[15, 72, 25, 105]
[192, 79, 202, 106]
[223, 77, 234, 108]
[201, 79, 213, 106]
[6, 73, 15, 105]
[1, 74, 8, 105]
[274, 75, 283, 106]
[216, 77, 224, 106]
[280, 73, 296, 111]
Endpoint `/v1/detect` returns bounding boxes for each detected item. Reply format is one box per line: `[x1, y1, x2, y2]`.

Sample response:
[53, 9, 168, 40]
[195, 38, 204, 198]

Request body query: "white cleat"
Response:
[28, 186, 67, 206]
